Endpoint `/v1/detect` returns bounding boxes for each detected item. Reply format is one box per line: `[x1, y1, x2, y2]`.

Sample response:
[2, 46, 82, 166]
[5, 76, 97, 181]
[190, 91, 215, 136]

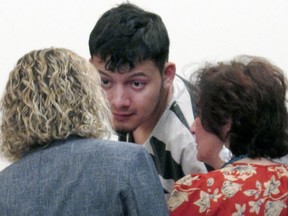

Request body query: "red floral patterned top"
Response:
[168, 163, 288, 216]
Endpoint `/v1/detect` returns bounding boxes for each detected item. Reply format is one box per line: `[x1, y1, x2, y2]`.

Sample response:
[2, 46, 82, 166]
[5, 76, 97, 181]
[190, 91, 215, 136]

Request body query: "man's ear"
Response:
[163, 62, 176, 88]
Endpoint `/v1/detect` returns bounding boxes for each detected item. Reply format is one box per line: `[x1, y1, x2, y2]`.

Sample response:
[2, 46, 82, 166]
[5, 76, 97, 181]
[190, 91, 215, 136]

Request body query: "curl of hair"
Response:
[0, 48, 113, 161]
[191, 55, 288, 158]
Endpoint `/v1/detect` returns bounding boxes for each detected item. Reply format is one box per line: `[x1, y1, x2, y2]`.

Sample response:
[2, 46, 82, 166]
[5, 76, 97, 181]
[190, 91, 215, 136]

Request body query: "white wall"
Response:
[1, 0, 288, 170]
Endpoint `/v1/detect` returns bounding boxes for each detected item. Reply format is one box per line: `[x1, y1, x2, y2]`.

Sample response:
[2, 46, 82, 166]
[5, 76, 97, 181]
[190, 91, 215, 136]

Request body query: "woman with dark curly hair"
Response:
[168, 56, 288, 216]
[0, 47, 168, 215]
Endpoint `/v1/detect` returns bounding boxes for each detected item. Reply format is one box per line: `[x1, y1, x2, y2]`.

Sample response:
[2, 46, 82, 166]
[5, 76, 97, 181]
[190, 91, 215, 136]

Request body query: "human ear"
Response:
[223, 120, 232, 139]
[162, 62, 176, 88]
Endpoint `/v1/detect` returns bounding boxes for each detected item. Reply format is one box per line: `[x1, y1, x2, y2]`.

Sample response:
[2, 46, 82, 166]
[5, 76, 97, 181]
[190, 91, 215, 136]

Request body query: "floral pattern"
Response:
[168, 163, 288, 216]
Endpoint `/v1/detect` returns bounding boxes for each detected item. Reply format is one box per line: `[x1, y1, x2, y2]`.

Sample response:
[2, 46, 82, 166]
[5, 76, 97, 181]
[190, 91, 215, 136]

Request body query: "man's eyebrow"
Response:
[99, 70, 148, 78]
[98, 70, 109, 75]
[128, 72, 148, 78]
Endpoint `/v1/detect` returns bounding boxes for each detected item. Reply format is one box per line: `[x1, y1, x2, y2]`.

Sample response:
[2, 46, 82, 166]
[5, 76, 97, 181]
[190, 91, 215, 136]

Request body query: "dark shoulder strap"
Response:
[176, 74, 198, 117]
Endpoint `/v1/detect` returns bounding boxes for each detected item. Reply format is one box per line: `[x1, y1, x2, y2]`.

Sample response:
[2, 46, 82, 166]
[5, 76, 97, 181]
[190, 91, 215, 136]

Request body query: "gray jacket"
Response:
[0, 136, 168, 216]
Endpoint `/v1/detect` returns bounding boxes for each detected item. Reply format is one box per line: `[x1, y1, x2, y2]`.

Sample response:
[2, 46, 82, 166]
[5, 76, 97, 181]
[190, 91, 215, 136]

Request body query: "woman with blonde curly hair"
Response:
[0, 48, 168, 215]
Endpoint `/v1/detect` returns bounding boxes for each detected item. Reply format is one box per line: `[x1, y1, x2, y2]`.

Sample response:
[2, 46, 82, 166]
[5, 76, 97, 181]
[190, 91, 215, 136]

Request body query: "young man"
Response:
[89, 3, 207, 197]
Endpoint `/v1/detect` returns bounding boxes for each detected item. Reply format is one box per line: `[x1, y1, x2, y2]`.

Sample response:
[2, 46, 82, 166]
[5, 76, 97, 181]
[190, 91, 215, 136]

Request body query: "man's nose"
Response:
[109, 86, 130, 108]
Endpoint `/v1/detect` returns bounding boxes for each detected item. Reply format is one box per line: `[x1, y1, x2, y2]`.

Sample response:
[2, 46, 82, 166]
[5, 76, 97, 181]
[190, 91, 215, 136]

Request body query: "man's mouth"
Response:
[113, 112, 133, 121]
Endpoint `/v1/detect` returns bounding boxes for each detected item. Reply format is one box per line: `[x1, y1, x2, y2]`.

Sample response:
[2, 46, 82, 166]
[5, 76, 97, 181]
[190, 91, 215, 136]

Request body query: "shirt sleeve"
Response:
[168, 174, 210, 216]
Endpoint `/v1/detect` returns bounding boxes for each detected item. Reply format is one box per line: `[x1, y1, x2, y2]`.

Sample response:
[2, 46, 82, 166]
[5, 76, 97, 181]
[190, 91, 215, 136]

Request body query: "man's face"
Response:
[90, 56, 166, 133]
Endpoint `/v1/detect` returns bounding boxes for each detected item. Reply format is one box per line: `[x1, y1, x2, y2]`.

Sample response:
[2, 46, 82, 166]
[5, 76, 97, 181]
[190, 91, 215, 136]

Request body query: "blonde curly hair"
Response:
[0, 47, 113, 161]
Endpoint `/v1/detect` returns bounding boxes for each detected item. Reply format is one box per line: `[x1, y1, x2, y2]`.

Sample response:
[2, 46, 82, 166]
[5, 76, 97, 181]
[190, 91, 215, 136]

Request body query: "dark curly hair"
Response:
[191, 55, 288, 159]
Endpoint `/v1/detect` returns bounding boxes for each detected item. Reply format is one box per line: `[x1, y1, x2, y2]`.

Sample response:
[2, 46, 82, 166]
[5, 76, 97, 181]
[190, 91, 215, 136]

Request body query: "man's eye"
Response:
[132, 82, 142, 87]
[101, 79, 110, 85]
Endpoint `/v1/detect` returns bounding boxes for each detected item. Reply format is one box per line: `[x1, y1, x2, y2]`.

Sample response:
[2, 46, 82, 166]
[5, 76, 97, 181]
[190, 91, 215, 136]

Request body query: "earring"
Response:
[218, 145, 232, 162]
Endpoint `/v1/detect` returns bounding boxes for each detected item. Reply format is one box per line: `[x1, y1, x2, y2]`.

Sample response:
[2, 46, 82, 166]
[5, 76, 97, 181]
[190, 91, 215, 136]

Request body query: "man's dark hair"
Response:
[89, 3, 169, 73]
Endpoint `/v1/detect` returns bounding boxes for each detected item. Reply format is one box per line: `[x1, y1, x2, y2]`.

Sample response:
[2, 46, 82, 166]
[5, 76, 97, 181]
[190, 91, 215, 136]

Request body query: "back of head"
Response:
[0, 47, 113, 162]
[192, 55, 288, 158]
[89, 3, 169, 72]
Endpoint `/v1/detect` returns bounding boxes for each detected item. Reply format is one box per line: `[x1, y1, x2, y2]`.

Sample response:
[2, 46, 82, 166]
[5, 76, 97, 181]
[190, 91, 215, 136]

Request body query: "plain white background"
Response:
[1, 0, 288, 170]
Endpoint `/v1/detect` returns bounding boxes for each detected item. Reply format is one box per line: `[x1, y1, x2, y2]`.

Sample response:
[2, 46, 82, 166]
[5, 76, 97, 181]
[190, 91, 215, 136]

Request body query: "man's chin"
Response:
[115, 129, 131, 134]
[113, 123, 135, 134]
